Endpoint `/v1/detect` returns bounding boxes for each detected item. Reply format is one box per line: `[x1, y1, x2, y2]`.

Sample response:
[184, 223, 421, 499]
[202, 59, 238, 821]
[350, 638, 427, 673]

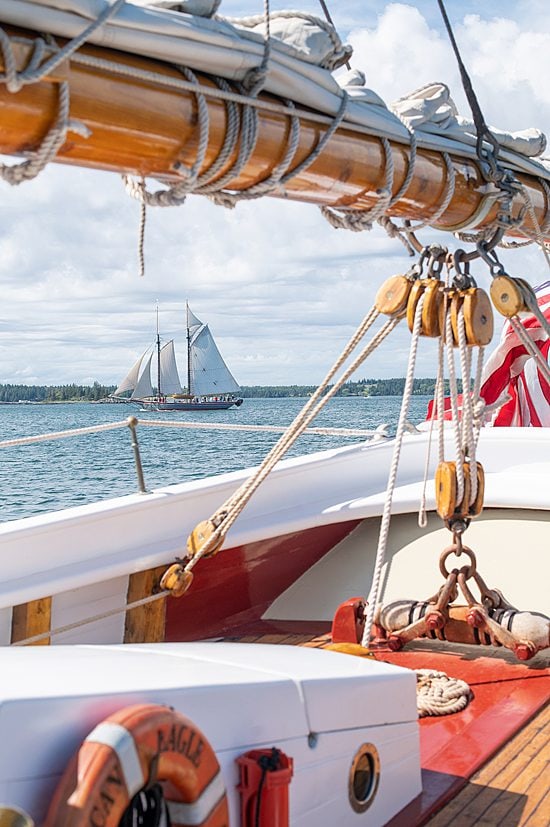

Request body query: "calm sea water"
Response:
[0, 396, 431, 524]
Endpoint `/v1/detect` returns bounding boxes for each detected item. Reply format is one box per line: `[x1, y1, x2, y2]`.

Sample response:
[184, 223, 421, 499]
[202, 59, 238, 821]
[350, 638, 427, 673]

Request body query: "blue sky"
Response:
[0, 0, 549, 386]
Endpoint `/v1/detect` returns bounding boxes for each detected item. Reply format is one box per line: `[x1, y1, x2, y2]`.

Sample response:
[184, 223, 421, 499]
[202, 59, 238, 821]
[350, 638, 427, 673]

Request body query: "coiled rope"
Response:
[415, 668, 471, 717]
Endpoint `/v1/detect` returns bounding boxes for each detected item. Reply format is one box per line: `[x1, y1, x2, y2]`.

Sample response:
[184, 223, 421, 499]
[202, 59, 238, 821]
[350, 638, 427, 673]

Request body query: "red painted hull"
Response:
[165, 520, 360, 641]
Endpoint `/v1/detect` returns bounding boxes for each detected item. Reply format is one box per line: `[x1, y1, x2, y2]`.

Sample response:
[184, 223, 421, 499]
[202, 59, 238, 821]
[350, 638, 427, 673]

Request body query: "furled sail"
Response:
[0, 1, 548, 237]
[113, 349, 149, 397]
[189, 324, 240, 396]
[159, 340, 183, 394]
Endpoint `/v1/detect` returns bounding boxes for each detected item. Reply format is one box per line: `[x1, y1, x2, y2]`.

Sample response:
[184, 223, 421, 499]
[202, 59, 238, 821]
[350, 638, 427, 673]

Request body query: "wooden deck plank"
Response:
[431, 705, 549, 824]
[429, 704, 549, 826]
[523, 789, 550, 827]
[502, 760, 550, 827]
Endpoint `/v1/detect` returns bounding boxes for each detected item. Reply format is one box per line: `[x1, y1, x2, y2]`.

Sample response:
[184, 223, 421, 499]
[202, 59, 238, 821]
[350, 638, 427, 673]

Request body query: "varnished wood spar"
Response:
[124, 565, 167, 643]
[1, 28, 548, 237]
[11, 597, 51, 645]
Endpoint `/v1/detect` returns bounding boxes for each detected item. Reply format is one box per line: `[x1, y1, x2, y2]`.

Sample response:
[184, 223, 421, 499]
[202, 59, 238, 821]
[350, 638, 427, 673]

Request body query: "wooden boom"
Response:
[1, 27, 549, 239]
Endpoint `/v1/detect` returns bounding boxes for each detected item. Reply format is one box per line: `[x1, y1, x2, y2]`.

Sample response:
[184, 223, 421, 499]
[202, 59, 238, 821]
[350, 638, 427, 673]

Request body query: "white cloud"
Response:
[0, 1, 548, 388]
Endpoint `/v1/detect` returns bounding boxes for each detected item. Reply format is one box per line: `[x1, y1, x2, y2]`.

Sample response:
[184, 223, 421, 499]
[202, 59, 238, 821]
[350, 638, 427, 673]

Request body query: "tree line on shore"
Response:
[0, 378, 460, 403]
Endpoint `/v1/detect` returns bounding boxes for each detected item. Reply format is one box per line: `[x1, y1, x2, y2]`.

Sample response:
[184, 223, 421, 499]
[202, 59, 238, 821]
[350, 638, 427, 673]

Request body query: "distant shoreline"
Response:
[0, 378, 455, 403]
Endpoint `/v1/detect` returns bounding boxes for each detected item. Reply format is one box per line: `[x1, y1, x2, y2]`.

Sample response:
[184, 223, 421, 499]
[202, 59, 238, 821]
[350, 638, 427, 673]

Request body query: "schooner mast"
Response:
[186, 302, 192, 398]
[156, 303, 162, 401]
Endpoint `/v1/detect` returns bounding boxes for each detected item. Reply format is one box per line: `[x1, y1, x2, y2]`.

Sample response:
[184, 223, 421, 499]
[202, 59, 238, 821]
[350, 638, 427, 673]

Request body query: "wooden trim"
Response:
[124, 565, 167, 643]
[11, 597, 52, 646]
[0, 26, 548, 239]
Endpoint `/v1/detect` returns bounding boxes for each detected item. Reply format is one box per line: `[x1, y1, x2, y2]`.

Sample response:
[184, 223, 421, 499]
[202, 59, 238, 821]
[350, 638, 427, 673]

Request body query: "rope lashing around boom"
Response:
[0, 0, 124, 184]
[0, 9, 548, 257]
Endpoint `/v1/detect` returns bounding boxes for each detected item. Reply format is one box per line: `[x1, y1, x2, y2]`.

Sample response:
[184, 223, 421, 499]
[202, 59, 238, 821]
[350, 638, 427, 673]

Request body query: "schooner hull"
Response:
[142, 399, 242, 411]
[1, 26, 548, 239]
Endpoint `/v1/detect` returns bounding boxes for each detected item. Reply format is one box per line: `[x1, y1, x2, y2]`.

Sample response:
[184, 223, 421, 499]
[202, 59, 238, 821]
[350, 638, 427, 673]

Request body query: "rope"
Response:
[182, 309, 401, 573]
[2, 20, 546, 247]
[415, 669, 471, 717]
[508, 316, 550, 386]
[136, 419, 385, 438]
[361, 294, 426, 646]
[456, 306, 480, 506]
[11, 590, 170, 647]
[0, 0, 125, 93]
[0, 420, 128, 449]
[0, 0, 124, 184]
[0, 419, 385, 451]
[503, 183, 550, 270]
[320, 135, 393, 231]
[444, 310, 465, 504]
[0, 81, 71, 185]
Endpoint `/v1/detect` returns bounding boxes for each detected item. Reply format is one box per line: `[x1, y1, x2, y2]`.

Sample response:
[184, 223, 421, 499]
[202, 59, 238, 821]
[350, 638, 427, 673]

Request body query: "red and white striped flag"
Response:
[480, 281, 550, 426]
[425, 281, 550, 426]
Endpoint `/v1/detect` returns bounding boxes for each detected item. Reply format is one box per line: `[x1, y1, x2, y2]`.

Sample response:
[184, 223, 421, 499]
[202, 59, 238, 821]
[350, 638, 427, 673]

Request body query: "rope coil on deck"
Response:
[415, 669, 471, 717]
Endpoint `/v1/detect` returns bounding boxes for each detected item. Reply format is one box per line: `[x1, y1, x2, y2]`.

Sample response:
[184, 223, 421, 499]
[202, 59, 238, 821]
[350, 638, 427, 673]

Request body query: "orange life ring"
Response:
[45, 703, 229, 827]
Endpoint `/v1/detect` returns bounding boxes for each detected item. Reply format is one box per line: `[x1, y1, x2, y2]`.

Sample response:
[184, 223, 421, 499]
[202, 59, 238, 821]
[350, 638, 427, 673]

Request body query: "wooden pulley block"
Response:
[187, 518, 224, 558]
[464, 460, 484, 517]
[421, 279, 445, 337]
[462, 287, 494, 346]
[436, 461, 464, 521]
[490, 275, 527, 317]
[435, 460, 484, 521]
[449, 290, 463, 345]
[407, 279, 443, 335]
[515, 277, 538, 312]
[437, 288, 455, 344]
[160, 564, 194, 598]
[374, 275, 412, 318]
[406, 280, 426, 332]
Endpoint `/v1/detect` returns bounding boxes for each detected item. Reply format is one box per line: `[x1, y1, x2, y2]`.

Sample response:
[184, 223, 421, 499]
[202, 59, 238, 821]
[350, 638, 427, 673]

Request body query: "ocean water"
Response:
[0, 396, 432, 523]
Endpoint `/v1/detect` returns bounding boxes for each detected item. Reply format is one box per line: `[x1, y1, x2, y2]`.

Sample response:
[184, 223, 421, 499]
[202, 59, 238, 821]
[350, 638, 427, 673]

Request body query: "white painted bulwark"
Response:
[0, 642, 420, 826]
[0, 428, 547, 615]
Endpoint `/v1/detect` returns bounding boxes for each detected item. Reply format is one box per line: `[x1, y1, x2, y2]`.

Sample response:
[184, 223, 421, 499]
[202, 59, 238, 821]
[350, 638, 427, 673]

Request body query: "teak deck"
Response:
[429, 702, 549, 826]
[223, 628, 550, 826]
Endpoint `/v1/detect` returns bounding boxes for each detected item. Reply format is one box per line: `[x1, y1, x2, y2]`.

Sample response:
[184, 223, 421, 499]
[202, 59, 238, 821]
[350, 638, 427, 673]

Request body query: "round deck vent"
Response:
[348, 743, 380, 813]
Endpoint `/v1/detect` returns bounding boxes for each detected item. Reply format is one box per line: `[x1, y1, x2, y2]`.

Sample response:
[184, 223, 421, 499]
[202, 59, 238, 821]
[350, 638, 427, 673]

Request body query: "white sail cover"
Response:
[131, 352, 154, 399]
[159, 340, 183, 394]
[2, 0, 548, 179]
[113, 349, 148, 396]
[190, 324, 240, 396]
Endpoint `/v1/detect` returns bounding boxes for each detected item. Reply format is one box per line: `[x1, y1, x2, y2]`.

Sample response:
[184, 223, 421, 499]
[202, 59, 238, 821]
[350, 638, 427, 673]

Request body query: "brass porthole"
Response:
[348, 743, 380, 813]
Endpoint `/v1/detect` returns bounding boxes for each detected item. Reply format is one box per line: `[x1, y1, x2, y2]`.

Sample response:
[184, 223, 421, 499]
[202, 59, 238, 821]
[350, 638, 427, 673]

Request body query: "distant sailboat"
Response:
[112, 305, 243, 411]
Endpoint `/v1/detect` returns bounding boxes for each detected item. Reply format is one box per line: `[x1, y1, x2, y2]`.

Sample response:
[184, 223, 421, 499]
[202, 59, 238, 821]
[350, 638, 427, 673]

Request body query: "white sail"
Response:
[189, 324, 240, 396]
[113, 349, 148, 396]
[187, 305, 203, 335]
[159, 340, 183, 394]
[131, 352, 154, 399]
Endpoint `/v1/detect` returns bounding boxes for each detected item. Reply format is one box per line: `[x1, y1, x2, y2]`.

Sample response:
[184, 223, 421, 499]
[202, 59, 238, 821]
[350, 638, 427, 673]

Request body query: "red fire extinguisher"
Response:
[237, 747, 293, 827]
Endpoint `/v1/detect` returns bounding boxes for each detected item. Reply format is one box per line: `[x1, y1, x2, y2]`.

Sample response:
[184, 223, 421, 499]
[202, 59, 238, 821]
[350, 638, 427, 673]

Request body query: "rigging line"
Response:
[435, 0, 501, 170]
[316, 0, 351, 69]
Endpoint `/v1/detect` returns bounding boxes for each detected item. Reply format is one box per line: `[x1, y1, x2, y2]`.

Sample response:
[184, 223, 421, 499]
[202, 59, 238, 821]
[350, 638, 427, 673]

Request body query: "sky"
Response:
[0, 0, 549, 387]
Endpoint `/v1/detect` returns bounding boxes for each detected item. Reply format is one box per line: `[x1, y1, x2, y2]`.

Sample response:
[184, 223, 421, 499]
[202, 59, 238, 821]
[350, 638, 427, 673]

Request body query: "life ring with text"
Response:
[45, 703, 229, 827]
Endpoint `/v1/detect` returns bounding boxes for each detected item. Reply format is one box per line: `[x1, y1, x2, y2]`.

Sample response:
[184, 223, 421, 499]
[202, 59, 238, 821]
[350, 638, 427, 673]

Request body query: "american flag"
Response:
[426, 281, 550, 426]
[480, 280, 550, 426]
